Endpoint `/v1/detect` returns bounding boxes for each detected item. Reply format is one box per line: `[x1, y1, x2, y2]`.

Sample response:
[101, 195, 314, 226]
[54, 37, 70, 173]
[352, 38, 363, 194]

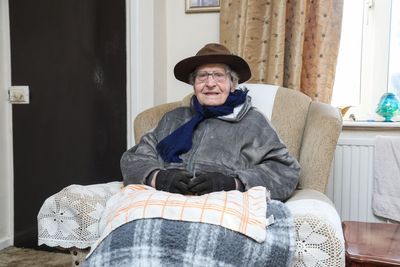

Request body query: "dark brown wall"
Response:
[9, 0, 126, 248]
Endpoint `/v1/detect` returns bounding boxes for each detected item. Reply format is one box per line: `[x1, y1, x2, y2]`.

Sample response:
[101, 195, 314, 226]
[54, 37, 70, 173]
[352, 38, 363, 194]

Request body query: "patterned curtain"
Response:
[220, 0, 343, 103]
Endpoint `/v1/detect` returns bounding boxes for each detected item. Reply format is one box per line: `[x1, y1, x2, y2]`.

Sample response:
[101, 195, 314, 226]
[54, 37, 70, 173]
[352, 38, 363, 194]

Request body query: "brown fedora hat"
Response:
[174, 43, 251, 84]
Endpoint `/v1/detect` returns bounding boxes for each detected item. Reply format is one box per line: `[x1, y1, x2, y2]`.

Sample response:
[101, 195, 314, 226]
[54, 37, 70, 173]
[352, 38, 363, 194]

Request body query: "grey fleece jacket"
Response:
[121, 96, 300, 201]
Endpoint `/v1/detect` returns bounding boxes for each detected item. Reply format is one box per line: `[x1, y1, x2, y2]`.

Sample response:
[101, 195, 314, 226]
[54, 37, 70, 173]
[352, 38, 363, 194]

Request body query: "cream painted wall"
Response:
[0, 0, 13, 249]
[165, 2, 220, 102]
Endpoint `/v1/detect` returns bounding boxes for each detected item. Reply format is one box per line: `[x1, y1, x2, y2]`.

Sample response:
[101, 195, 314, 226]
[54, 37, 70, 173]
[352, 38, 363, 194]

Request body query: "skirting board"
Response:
[0, 237, 12, 250]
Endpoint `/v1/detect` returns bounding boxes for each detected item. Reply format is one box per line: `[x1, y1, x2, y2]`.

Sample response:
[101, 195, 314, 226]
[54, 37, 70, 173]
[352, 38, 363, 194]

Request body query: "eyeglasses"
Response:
[195, 71, 229, 83]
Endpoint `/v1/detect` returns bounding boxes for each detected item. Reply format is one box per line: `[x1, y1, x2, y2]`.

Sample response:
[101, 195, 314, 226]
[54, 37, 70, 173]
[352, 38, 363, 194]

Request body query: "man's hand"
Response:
[155, 169, 193, 194]
[188, 172, 236, 195]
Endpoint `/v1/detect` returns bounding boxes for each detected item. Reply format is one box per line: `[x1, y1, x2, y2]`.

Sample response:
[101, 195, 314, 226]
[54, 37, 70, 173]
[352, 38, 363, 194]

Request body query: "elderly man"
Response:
[121, 43, 300, 201]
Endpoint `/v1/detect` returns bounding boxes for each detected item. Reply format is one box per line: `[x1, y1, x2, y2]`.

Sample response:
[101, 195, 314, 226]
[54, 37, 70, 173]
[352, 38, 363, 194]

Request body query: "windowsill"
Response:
[343, 120, 400, 130]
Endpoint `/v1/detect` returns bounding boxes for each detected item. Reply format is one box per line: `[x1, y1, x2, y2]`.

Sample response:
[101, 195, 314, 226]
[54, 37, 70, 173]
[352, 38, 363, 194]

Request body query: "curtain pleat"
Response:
[220, 0, 343, 103]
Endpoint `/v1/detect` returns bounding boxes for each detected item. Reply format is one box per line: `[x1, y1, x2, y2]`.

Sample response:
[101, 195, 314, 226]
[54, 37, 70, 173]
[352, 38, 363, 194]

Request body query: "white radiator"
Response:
[326, 135, 385, 223]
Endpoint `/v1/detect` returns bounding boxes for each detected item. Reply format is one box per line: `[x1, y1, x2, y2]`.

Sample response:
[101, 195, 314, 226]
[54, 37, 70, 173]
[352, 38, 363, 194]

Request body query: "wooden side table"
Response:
[343, 221, 400, 267]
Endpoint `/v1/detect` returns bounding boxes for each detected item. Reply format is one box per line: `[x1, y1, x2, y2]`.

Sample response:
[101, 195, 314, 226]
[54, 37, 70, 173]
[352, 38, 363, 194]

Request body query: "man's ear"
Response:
[231, 79, 238, 91]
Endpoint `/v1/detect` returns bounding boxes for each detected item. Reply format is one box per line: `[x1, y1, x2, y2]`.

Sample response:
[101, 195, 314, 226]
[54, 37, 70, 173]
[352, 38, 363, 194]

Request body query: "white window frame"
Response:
[361, 0, 392, 118]
[333, 0, 398, 121]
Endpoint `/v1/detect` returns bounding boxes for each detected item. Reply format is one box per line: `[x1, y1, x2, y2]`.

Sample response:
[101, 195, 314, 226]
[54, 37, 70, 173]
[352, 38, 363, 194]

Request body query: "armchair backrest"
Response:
[133, 84, 342, 193]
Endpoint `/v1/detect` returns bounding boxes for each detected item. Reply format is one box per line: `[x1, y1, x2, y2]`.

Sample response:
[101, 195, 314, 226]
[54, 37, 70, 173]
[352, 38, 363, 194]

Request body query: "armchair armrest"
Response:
[286, 189, 345, 266]
[37, 181, 123, 249]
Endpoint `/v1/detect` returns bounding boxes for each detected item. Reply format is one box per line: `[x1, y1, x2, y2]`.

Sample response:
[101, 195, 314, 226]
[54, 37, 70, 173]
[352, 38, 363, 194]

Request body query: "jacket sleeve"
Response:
[234, 117, 301, 201]
[120, 114, 172, 186]
[120, 131, 163, 186]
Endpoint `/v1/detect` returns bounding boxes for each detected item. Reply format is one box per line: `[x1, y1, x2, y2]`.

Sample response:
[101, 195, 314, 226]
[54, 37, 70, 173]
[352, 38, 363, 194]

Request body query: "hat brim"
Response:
[174, 54, 251, 85]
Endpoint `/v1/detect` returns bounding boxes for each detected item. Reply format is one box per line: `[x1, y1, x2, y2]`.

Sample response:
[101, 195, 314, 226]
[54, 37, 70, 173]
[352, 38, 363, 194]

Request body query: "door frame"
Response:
[126, 0, 157, 147]
[0, 0, 14, 250]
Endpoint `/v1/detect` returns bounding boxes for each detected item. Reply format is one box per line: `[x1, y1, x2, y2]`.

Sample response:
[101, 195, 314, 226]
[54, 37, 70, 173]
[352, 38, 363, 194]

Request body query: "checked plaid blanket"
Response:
[83, 186, 295, 267]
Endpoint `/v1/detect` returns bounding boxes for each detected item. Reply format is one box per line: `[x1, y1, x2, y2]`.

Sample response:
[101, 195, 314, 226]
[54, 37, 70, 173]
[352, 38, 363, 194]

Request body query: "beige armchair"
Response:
[38, 83, 344, 266]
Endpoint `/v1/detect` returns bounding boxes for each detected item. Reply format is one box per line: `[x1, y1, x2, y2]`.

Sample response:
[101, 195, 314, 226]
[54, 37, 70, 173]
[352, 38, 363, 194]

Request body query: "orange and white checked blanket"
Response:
[92, 185, 271, 253]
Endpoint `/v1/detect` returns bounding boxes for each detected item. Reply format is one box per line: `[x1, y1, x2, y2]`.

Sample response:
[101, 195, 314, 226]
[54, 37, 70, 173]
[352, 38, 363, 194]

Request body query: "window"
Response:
[332, 0, 400, 121]
[388, 0, 400, 95]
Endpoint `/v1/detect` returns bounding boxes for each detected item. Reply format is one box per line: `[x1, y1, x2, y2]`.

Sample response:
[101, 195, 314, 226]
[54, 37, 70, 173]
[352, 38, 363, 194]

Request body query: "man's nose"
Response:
[205, 74, 217, 86]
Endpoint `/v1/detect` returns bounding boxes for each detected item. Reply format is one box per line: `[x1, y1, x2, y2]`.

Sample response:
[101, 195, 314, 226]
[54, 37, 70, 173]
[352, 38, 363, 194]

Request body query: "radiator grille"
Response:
[326, 137, 384, 222]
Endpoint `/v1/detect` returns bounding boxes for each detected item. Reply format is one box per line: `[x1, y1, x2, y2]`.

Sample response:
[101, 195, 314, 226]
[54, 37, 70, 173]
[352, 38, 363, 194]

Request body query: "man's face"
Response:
[193, 64, 232, 106]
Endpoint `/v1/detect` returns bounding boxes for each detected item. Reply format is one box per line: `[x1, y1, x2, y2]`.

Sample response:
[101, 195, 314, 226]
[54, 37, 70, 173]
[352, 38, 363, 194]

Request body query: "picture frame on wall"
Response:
[185, 0, 220, 13]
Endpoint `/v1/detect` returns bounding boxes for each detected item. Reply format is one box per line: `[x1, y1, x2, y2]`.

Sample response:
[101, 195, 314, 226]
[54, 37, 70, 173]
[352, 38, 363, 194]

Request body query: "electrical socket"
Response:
[9, 86, 30, 104]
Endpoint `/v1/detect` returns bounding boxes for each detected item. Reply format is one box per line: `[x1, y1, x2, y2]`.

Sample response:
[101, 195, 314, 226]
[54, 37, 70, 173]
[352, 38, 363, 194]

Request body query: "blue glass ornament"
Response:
[375, 92, 400, 122]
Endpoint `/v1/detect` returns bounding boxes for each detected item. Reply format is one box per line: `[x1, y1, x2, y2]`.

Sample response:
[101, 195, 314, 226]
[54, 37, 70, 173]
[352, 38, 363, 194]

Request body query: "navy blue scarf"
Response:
[156, 89, 248, 163]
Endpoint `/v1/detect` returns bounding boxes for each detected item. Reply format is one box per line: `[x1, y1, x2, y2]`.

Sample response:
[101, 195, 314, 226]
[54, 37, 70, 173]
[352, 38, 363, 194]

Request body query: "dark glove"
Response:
[188, 172, 236, 195]
[155, 169, 193, 194]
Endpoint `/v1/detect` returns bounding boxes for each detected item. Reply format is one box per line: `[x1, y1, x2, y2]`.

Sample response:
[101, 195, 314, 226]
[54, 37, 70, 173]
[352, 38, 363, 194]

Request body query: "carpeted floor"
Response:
[0, 246, 71, 267]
